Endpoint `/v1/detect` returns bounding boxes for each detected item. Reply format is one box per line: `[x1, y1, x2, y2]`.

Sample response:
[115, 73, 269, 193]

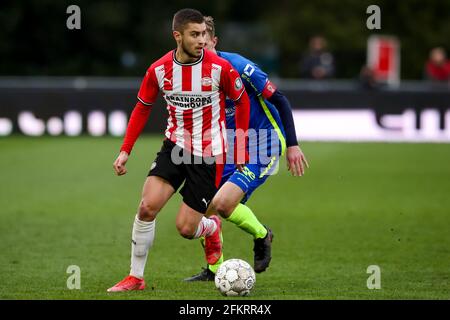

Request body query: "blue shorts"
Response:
[219, 155, 280, 204]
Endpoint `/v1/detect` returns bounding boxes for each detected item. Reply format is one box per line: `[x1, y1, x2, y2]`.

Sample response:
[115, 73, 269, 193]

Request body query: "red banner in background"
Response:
[368, 35, 400, 87]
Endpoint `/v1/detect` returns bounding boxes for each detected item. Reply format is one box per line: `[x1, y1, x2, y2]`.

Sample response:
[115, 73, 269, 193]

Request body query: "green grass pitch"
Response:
[0, 136, 449, 299]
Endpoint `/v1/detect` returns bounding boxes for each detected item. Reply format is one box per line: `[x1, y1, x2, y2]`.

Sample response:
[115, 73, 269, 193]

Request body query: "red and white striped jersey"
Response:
[137, 49, 245, 157]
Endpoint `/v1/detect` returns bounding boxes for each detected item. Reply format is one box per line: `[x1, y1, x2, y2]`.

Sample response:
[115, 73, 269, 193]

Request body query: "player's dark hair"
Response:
[204, 16, 215, 38]
[172, 8, 204, 33]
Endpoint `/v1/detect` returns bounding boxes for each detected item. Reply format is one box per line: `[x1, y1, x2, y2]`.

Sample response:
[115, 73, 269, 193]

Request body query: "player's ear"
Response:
[213, 36, 218, 48]
[173, 30, 182, 43]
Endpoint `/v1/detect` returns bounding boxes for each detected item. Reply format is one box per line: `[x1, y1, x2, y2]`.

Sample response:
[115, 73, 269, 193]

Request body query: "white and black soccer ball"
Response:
[215, 258, 256, 296]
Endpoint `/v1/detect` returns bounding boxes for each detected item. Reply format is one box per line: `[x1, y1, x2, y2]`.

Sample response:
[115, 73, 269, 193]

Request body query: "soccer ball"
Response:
[215, 258, 256, 296]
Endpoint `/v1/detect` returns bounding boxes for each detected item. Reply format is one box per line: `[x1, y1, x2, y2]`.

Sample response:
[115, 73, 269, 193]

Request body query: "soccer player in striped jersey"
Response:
[184, 16, 309, 281]
[108, 9, 250, 292]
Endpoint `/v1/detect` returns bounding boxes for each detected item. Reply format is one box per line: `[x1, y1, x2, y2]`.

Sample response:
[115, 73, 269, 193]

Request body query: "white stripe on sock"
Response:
[193, 217, 217, 239]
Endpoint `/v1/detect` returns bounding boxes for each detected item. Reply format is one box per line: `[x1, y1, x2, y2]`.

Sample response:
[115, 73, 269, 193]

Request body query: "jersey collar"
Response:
[172, 49, 204, 66]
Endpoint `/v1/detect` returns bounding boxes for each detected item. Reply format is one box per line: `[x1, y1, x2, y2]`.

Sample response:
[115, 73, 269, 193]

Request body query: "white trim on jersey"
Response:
[233, 89, 245, 102]
[137, 96, 153, 106]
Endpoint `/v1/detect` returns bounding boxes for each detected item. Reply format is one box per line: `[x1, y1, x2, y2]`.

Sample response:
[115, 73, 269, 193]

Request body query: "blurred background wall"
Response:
[0, 0, 449, 141]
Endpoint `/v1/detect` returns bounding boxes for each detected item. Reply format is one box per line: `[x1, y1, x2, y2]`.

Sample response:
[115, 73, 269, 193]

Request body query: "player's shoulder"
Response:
[148, 50, 174, 70]
[205, 49, 234, 70]
[218, 51, 250, 65]
[217, 51, 255, 73]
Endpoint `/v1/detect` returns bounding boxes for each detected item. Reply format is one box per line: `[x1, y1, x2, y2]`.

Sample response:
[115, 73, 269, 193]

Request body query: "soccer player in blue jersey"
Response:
[184, 16, 309, 281]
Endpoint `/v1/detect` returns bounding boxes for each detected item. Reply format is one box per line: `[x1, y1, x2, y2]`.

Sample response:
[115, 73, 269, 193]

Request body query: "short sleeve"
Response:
[221, 63, 245, 101]
[240, 60, 268, 94]
[238, 58, 277, 98]
[137, 67, 159, 105]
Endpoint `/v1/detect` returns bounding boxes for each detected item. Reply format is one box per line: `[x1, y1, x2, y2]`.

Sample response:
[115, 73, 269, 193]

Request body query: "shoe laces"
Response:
[119, 275, 138, 286]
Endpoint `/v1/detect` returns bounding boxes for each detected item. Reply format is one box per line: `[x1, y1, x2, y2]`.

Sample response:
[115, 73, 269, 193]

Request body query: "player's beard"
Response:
[182, 40, 201, 59]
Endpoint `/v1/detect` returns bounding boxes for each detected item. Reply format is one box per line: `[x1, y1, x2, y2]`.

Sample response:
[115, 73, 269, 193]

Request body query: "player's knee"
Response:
[138, 200, 159, 221]
[211, 197, 233, 218]
[176, 223, 195, 239]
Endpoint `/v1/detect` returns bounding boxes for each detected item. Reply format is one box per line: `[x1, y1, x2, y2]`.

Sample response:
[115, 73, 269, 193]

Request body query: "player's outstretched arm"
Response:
[236, 58, 309, 176]
[266, 89, 309, 176]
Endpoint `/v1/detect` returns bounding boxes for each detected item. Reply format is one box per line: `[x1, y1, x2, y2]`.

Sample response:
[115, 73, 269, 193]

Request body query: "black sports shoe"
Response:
[253, 226, 274, 273]
[183, 267, 215, 282]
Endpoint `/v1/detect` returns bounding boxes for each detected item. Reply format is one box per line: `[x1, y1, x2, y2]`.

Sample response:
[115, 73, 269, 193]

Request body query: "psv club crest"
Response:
[201, 77, 212, 87]
[234, 78, 243, 91]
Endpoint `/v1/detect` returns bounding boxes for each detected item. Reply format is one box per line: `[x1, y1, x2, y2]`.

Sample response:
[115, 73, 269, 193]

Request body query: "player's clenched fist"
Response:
[113, 151, 129, 176]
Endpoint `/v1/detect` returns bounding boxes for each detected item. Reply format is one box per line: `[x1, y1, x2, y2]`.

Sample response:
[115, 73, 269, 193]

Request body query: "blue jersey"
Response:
[217, 51, 286, 203]
[217, 51, 287, 160]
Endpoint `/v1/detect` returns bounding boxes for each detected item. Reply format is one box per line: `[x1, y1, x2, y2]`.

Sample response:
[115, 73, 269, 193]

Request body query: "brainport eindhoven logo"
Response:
[165, 94, 212, 109]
